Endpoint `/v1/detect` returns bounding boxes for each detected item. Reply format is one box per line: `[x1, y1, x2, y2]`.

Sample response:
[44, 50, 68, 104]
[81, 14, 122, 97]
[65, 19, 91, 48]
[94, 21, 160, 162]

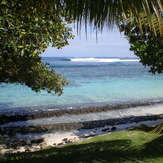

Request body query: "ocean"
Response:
[0, 57, 163, 125]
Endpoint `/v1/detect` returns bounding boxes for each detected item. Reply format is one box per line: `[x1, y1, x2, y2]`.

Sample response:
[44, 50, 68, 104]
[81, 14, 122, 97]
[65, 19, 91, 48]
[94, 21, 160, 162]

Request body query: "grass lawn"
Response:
[1, 128, 163, 163]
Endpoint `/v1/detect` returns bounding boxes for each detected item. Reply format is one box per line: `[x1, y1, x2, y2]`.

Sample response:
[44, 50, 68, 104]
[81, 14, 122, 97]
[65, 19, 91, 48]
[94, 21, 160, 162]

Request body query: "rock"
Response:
[31, 140, 37, 144]
[139, 124, 147, 127]
[67, 137, 78, 143]
[111, 127, 117, 131]
[58, 142, 64, 146]
[53, 143, 57, 146]
[89, 132, 96, 136]
[80, 134, 90, 138]
[62, 138, 68, 143]
[25, 148, 31, 152]
[40, 143, 46, 149]
[31, 138, 44, 144]
[102, 128, 110, 132]
[20, 140, 27, 146]
[37, 138, 44, 144]
[32, 147, 40, 151]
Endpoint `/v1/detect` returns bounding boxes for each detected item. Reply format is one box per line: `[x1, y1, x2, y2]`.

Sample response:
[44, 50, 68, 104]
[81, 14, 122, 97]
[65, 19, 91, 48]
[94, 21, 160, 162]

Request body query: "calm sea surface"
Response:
[1, 57, 163, 114]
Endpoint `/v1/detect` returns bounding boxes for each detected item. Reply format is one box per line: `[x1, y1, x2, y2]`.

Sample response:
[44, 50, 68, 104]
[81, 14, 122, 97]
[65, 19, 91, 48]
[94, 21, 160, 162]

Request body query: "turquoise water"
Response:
[1, 57, 163, 113]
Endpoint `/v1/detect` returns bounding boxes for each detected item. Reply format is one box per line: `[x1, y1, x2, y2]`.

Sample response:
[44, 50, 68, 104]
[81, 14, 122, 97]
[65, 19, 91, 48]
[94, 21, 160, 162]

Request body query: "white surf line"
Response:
[70, 58, 140, 62]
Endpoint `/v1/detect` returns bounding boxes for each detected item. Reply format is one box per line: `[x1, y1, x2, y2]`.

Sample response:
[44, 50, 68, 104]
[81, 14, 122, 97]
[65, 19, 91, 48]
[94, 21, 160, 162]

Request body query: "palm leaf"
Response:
[17, 0, 163, 37]
[149, 123, 163, 134]
[60, 0, 163, 37]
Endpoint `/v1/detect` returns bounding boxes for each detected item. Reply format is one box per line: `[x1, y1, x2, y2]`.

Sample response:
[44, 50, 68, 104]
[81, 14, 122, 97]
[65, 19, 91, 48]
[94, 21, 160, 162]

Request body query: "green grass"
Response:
[1, 130, 163, 163]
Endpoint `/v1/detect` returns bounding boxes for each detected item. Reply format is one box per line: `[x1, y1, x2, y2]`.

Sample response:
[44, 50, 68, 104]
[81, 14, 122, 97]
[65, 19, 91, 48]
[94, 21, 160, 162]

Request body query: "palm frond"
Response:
[149, 123, 163, 134]
[12, 0, 163, 37]
[60, 0, 163, 37]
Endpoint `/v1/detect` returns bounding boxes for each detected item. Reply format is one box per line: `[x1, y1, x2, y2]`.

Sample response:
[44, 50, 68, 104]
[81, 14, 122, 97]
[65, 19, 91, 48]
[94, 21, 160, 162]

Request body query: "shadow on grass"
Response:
[143, 134, 163, 154]
[2, 135, 163, 163]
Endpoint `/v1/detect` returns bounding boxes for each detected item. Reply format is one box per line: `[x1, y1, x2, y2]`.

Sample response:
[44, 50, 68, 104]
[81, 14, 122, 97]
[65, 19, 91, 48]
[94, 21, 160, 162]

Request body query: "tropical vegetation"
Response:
[0, 0, 162, 92]
[119, 20, 163, 74]
[0, 0, 74, 94]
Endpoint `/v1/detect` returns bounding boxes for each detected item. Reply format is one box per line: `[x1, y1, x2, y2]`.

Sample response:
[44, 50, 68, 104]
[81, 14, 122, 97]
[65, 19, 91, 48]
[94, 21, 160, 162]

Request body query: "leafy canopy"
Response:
[0, 0, 74, 95]
[120, 21, 163, 74]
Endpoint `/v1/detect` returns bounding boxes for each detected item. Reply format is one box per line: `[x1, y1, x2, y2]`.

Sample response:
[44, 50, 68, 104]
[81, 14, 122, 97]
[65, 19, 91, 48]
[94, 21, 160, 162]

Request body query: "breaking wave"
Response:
[70, 58, 139, 62]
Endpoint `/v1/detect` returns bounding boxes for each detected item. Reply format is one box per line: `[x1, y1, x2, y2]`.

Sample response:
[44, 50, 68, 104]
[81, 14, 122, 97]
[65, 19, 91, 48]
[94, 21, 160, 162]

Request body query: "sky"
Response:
[42, 26, 136, 58]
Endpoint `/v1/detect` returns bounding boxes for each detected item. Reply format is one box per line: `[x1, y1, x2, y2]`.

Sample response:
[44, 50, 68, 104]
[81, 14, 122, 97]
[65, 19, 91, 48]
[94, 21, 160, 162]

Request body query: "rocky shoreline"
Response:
[0, 113, 163, 158]
[0, 101, 162, 125]
[1, 114, 163, 135]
